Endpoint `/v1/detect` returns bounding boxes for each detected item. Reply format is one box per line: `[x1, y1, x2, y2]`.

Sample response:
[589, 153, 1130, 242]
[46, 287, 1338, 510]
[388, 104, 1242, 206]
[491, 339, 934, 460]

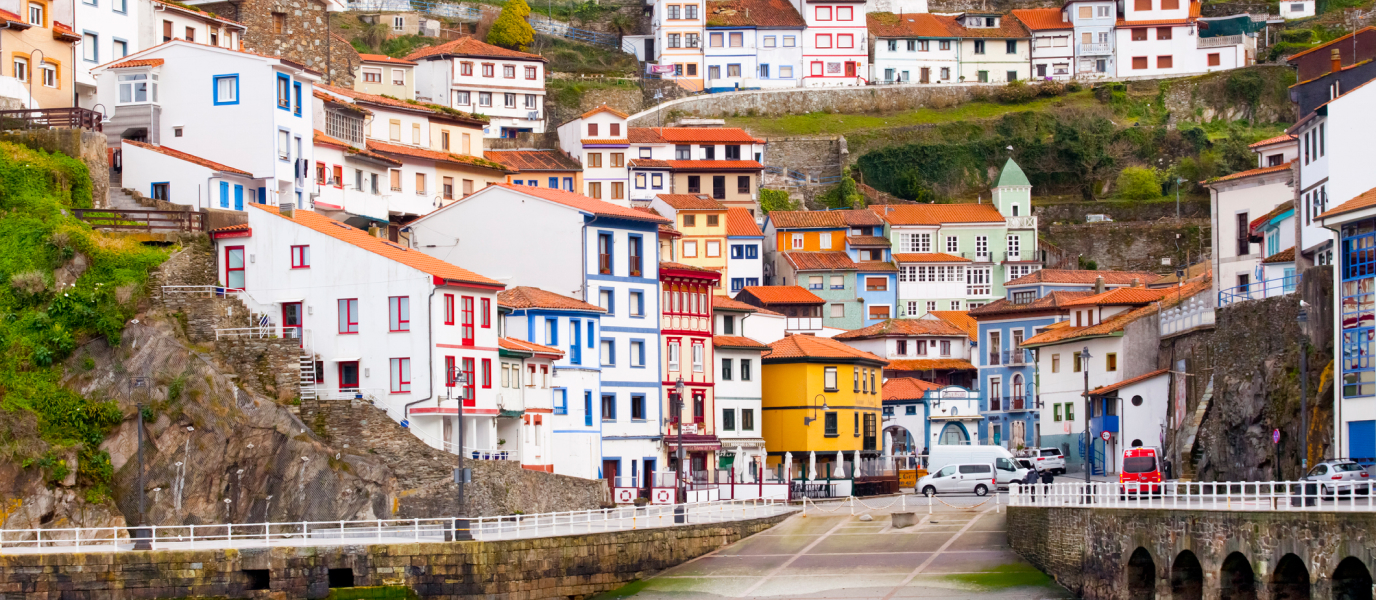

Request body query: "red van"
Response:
[1119, 447, 1163, 493]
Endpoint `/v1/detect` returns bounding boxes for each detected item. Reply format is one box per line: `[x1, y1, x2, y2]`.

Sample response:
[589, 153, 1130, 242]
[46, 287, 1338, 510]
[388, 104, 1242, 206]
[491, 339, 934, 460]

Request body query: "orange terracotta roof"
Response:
[1088, 369, 1169, 396]
[366, 140, 514, 173]
[0, 8, 28, 26]
[498, 286, 605, 312]
[834, 318, 969, 340]
[1319, 186, 1376, 222]
[713, 295, 782, 316]
[713, 335, 770, 350]
[661, 261, 723, 279]
[855, 261, 899, 272]
[847, 235, 891, 247]
[489, 183, 672, 224]
[1060, 286, 1172, 307]
[893, 252, 970, 263]
[359, 53, 417, 65]
[628, 128, 668, 144]
[739, 285, 824, 305]
[122, 140, 251, 175]
[928, 311, 977, 341]
[212, 223, 250, 233]
[1249, 133, 1296, 148]
[249, 204, 502, 288]
[639, 127, 765, 144]
[582, 105, 629, 119]
[657, 194, 724, 210]
[1012, 8, 1071, 30]
[968, 291, 1095, 318]
[108, 58, 164, 69]
[1205, 160, 1294, 185]
[318, 83, 487, 125]
[782, 251, 856, 271]
[1287, 26, 1376, 62]
[881, 377, 943, 400]
[486, 149, 581, 172]
[1006, 269, 1162, 286]
[764, 335, 888, 365]
[53, 21, 81, 40]
[1023, 279, 1211, 346]
[868, 12, 957, 38]
[404, 36, 547, 62]
[582, 138, 629, 145]
[313, 130, 402, 166]
[629, 159, 672, 169]
[499, 337, 565, 358]
[726, 207, 764, 237]
[870, 203, 1006, 225]
[707, 0, 806, 27]
[313, 90, 373, 115]
[1262, 247, 1295, 264]
[886, 358, 978, 371]
[666, 160, 764, 171]
[768, 211, 847, 229]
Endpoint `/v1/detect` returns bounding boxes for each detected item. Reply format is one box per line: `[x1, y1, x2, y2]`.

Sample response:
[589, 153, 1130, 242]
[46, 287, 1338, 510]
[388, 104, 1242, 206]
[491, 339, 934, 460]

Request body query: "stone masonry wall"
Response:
[1043, 219, 1210, 272]
[0, 513, 789, 599]
[200, 0, 360, 85]
[1008, 506, 1376, 600]
[0, 129, 109, 209]
[762, 136, 846, 181]
[628, 84, 983, 126]
[217, 337, 302, 402]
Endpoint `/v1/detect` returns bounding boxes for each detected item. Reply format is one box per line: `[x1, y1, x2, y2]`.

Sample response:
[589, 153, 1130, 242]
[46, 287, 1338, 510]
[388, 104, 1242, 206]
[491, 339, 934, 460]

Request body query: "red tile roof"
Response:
[968, 290, 1094, 318]
[498, 286, 605, 312]
[868, 12, 957, 37]
[1287, 26, 1376, 61]
[499, 337, 565, 358]
[109, 58, 164, 69]
[0, 8, 29, 27]
[726, 207, 764, 237]
[313, 130, 402, 166]
[1319, 186, 1376, 221]
[1012, 8, 1071, 30]
[855, 261, 899, 272]
[1088, 368, 1169, 396]
[122, 140, 252, 175]
[713, 335, 770, 350]
[834, 318, 969, 340]
[893, 252, 970, 263]
[366, 140, 514, 173]
[1060, 286, 1172, 307]
[665, 160, 765, 171]
[485, 149, 581, 172]
[489, 183, 672, 224]
[706, 0, 807, 27]
[886, 358, 978, 371]
[657, 194, 724, 210]
[211, 223, 250, 233]
[404, 37, 547, 62]
[782, 251, 857, 271]
[739, 285, 824, 305]
[359, 53, 417, 65]
[928, 311, 977, 341]
[1249, 133, 1296, 148]
[628, 159, 672, 168]
[582, 138, 629, 145]
[1006, 269, 1161, 286]
[769, 211, 847, 229]
[318, 83, 487, 125]
[249, 204, 502, 288]
[847, 235, 891, 247]
[1204, 160, 1294, 185]
[882, 377, 943, 400]
[1023, 279, 1211, 346]
[764, 335, 888, 364]
[628, 129, 668, 144]
[582, 105, 629, 119]
[713, 294, 782, 316]
[637, 127, 765, 144]
[1262, 247, 1295, 264]
[870, 203, 1006, 225]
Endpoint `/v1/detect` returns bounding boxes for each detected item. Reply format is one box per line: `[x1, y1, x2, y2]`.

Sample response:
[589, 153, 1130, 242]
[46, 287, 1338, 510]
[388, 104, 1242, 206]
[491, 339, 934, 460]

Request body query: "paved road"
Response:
[592, 494, 1072, 599]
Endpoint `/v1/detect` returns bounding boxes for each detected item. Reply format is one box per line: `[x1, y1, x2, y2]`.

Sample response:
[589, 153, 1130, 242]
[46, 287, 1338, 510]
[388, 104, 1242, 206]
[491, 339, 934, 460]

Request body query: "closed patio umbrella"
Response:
[834, 451, 846, 479]
[808, 451, 817, 481]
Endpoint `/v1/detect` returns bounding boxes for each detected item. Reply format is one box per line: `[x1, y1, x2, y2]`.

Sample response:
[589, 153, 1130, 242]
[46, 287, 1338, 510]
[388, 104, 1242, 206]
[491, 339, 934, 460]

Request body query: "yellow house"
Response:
[0, 4, 77, 108]
[648, 193, 728, 277]
[762, 335, 886, 473]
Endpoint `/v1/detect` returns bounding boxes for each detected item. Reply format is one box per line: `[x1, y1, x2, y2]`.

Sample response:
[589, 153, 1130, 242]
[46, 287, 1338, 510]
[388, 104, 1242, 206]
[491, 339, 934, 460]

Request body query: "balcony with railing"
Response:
[0, 107, 104, 132]
[1160, 292, 1215, 336]
[1218, 273, 1299, 308]
[1002, 349, 1030, 366]
[1079, 42, 1112, 55]
[1005, 215, 1037, 230]
[963, 251, 993, 263]
[325, 109, 365, 145]
[598, 253, 612, 274]
[1199, 34, 1244, 48]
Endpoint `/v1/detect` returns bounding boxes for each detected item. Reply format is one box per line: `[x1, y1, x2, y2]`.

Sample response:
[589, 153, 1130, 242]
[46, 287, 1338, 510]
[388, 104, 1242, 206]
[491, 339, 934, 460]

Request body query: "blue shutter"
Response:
[1350, 420, 1376, 464]
[584, 392, 593, 427]
[219, 181, 229, 208]
[234, 184, 244, 211]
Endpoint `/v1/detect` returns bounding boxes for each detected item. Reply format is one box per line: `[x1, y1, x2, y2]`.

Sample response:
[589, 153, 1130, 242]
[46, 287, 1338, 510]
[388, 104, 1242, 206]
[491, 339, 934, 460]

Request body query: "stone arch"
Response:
[1332, 556, 1374, 600]
[1270, 553, 1311, 600]
[1126, 547, 1156, 600]
[1220, 551, 1258, 600]
[1171, 550, 1204, 600]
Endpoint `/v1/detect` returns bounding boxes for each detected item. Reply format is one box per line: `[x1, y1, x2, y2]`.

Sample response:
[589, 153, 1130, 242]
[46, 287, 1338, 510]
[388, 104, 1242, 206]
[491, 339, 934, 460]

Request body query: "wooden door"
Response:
[844, 62, 856, 77]
[920, 67, 930, 83]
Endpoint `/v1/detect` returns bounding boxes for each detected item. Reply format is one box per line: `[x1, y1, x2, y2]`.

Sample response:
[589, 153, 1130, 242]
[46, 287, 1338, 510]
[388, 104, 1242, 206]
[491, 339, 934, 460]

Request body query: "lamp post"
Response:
[1081, 346, 1092, 485]
[673, 377, 686, 523]
[448, 366, 472, 541]
[1298, 300, 1310, 474]
[803, 393, 830, 426]
[27, 48, 44, 116]
[1174, 177, 1186, 220]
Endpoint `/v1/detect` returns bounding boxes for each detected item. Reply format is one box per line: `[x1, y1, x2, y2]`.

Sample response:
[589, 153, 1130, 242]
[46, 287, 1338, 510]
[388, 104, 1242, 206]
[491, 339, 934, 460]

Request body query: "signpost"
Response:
[1101, 431, 1111, 442]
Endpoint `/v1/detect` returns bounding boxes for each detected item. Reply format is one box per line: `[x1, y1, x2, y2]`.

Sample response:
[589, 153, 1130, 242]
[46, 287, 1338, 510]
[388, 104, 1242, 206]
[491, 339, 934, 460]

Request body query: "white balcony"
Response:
[786, 317, 822, 331]
[1079, 43, 1112, 55]
[1006, 215, 1037, 230]
[1199, 35, 1244, 48]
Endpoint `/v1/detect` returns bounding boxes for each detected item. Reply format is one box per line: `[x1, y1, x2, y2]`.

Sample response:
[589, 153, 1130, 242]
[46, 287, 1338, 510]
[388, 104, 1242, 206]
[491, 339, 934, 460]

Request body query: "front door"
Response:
[1037, 64, 1047, 78]
[282, 302, 303, 341]
[920, 67, 930, 83]
[642, 458, 656, 497]
[603, 459, 620, 491]
[225, 246, 245, 289]
[844, 62, 856, 77]
[234, 184, 244, 210]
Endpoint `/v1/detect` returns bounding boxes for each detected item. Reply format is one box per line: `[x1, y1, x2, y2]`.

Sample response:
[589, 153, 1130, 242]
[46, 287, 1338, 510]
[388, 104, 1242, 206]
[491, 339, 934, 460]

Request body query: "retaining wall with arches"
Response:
[1007, 505, 1376, 599]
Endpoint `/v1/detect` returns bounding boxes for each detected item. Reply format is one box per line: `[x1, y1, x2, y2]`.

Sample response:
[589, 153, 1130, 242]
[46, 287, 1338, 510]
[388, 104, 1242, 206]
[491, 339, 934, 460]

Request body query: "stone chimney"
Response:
[279, 202, 294, 218]
[1332, 48, 1342, 75]
[1130, 277, 1141, 288]
[1093, 276, 1106, 294]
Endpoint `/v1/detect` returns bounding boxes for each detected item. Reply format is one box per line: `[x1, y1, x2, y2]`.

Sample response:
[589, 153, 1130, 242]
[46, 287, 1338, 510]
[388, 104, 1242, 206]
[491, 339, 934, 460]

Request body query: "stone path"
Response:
[592, 494, 1073, 600]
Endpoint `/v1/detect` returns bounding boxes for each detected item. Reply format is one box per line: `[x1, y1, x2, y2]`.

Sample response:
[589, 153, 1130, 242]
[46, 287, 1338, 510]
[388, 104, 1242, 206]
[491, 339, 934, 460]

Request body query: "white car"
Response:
[1033, 447, 1067, 475]
[1303, 460, 1371, 495]
[918, 463, 998, 497]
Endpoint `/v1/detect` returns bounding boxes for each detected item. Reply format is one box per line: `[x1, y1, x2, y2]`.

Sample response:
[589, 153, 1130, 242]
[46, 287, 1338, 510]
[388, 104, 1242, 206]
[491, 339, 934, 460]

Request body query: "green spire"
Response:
[994, 158, 1030, 188]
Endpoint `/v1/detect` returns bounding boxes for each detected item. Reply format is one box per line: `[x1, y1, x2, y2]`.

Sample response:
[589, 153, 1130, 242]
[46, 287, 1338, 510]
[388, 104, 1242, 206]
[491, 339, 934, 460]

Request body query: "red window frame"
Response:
[460, 61, 473, 76]
[462, 357, 475, 405]
[338, 298, 359, 334]
[461, 296, 475, 345]
[338, 361, 359, 389]
[333, 165, 343, 189]
[390, 357, 411, 393]
[481, 358, 492, 388]
[815, 6, 831, 19]
[388, 296, 410, 332]
[445, 356, 456, 387]
[444, 294, 455, 325]
[816, 33, 832, 48]
[480, 298, 491, 328]
[290, 245, 309, 269]
[225, 245, 245, 290]
[838, 34, 854, 48]
[525, 65, 536, 79]
[837, 6, 852, 19]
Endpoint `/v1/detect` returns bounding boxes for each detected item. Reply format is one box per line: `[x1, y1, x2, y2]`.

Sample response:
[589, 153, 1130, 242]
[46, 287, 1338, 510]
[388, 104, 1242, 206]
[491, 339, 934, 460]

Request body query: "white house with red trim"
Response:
[406, 37, 548, 138]
[798, 0, 868, 85]
[557, 105, 632, 205]
[1114, 0, 1247, 77]
[210, 203, 525, 464]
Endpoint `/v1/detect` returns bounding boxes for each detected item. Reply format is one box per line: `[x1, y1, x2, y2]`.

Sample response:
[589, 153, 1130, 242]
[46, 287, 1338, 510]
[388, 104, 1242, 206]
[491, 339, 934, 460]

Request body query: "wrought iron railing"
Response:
[1218, 273, 1299, 307]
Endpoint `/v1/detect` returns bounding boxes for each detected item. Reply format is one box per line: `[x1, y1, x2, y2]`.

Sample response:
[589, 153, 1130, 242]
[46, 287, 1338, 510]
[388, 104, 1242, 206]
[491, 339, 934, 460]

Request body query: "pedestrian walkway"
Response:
[591, 493, 1073, 599]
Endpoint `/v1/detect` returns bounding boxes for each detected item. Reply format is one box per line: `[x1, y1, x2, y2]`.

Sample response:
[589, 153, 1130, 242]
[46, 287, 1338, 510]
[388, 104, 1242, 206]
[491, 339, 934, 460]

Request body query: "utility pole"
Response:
[673, 377, 686, 523]
[450, 367, 472, 541]
[1299, 300, 1310, 474]
[1082, 346, 1092, 485]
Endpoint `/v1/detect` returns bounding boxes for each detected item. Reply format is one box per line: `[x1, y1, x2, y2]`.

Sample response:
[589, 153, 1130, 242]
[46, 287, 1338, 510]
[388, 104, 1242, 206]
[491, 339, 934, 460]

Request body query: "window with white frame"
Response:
[692, 342, 703, 372]
[213, 75, 237, 104]
[40, 62, 57, 88]
[12, 57, 27, 82]
[946, 236, 958, 253]
[668, 341, 680, 371]
[791, 233, 804, 249]
[901, 232, 932, 253]
[1007, 234, 1021, 260]
[976, 235, 988, 257]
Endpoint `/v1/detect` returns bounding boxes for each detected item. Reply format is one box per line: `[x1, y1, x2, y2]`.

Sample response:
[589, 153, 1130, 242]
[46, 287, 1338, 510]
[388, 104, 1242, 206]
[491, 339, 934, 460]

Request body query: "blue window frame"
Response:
[598, 287, 615, 316]
[212, 74, 239, 105]
[584, 392, 593, 426]
[545, 317, 558, 345]
[746, 277, 759, 286]
[731, 277, 744, 292]
[760, 63, 769, 78]
[602, 393, 617, 421]
[630, 339, 646, 367]
[731, 244, 744, 259]
[257, 187, 266, 204]
[563, 177, 573, 191]
[1341, 220, 1376, 397]
[82, 31, 98, 61]
[554, 388, 567, 415]
[293, 81, 302, 116]
[275, 73, 291, 111]
[548, 176, 558, 188]
[569, 319, 582, 364]
[745, 245, 758, 259]
[629, 291, 644, 317]
[113, 0, 126, 12]
[219, 181, 229, 208]
[630, 394, 646, 420]
[112, 38, 128, 57]
[234, 184, 244, 211]
[601, 338, 615, 366]
[513, 180, 524, 186]
[586, 321, 594, 348]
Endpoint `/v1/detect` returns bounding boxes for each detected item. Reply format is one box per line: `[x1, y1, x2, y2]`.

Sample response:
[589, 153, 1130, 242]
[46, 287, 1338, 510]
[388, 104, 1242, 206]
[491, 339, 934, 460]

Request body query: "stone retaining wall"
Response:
[0, 513, 789, 599]
[628, 84, 984, 126]
[0, 129, 108, 208]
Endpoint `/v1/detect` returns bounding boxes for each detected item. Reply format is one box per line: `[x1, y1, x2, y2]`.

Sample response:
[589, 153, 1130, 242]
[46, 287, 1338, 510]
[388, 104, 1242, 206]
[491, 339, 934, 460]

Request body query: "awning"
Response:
[343, 214, 390, 229]
[665, 433, 723, 451]
[497, 409, 524, 418]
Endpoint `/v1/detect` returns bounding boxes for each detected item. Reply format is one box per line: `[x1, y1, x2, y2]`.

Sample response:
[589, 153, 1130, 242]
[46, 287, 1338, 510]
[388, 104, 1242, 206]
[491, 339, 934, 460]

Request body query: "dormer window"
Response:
[117, 72, 158, 104]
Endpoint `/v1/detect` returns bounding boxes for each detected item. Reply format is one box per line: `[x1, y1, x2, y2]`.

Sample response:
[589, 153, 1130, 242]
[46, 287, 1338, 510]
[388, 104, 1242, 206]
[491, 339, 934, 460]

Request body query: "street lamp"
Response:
[803, 393, 831, 426]
[1298, 299, 1310, 474]
[447, 365, 472, 541]
[1081, 345, 1092, 485]
[673, 376, 686, 523]
[1174, 177, 1187, 220]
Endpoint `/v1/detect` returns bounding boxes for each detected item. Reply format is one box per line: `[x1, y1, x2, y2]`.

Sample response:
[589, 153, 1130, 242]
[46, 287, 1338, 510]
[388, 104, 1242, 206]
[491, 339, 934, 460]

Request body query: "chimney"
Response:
[279, 202, 295, 218]
[1130, 277, 1141, 288]
[368, 225, 383, 238]
[1332, 48, 1342, 75]
[1093, 276, 1105, 294]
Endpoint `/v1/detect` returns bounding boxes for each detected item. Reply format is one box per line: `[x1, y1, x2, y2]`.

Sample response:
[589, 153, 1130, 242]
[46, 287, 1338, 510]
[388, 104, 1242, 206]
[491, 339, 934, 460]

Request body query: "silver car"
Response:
[1303, 460, 1372, 495]
[1033, 447, 1067, 475]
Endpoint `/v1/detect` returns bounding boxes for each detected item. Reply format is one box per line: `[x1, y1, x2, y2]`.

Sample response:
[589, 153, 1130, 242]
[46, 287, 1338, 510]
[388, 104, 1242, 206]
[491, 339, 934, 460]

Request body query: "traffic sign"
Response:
[1273, 429, 1281, 444]
[1100, 431, 1111, 441]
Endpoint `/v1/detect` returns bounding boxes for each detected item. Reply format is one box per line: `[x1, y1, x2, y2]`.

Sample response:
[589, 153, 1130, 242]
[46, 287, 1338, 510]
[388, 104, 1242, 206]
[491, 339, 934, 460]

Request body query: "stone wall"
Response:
[628, 83, 983, 126]
[762, 136, 845, 180]
[218, 337, 302, 402]
[1159, 66, 1297, 127]
[0, 129, 108, 209]
[200, 0, 360, 85]
[1007, 506, 1376, 600]
[1034, 198, 1211, 224]
[0, 513, 789, 599]
[1043, 219, 1210, 272]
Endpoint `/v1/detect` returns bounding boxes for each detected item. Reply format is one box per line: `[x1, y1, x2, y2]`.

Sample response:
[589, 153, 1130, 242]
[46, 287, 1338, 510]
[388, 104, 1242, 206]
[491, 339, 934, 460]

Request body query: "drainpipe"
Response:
[404, 283, 442, 421]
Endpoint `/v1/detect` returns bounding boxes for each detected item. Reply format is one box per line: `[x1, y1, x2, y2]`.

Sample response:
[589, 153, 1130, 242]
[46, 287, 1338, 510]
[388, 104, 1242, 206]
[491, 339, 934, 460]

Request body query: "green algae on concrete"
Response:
[942, 563, 1060, 590]
[327, 585, 420, 599]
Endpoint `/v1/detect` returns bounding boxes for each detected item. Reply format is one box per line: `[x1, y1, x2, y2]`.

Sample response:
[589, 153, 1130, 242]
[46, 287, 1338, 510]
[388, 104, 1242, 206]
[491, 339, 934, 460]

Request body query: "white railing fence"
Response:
[0, 499, 792, 553]
[1010, 480, 1376, 512]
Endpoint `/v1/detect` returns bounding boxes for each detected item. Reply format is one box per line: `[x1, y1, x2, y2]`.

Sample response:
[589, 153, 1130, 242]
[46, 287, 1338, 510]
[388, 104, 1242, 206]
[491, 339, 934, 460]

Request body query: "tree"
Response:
[1116, 166, 1163, 201]
[818, 168, 867, 209]
[487, 0, 535, 51]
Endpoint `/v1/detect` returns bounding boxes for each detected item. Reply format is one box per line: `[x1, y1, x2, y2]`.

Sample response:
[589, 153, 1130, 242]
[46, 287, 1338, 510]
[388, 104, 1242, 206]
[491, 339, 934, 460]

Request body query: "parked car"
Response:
[1032, 447, 1067, 475]
[928, 445, 1031, 487]
[918, 463, 997, 497]
[1303, 460, 1372, 495]
[1119, 446, 1164, 493]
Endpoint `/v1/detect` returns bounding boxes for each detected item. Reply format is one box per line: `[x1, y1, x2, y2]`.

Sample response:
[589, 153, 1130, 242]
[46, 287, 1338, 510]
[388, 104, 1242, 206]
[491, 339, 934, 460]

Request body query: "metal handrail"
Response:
[1010, 480, 1376, 512]
[1218, 273, 1300, 307]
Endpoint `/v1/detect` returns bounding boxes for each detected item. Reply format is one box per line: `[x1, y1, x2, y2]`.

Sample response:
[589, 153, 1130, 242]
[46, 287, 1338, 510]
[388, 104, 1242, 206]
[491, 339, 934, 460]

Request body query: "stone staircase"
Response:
[297, 344, 317, 401]
[1176, 375, 1215, 482]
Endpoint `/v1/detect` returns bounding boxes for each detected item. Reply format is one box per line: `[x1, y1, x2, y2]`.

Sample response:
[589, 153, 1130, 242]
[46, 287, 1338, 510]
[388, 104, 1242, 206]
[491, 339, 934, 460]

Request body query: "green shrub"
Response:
[759, 189, 797, 213]
[818, 171, 866, 209]
[1116, 166, 1163, 200]
[1280, 29, 1314, 43]
[996, 80, 1036, 104]
[487, 0, 535, 50]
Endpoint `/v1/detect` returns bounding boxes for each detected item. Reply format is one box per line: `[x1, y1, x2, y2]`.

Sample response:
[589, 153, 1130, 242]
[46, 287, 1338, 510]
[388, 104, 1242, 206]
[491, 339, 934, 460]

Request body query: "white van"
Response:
[927, 445, 1030, 490]
[917, 463, 996, 496]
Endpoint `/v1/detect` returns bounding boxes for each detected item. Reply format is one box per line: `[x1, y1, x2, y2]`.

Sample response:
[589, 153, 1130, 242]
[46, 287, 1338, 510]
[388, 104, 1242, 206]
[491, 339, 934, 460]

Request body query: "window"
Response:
[780, 65, 794, 78]
[290, 245, 309, 268]
[460, 296, 474, 344]
[276, 74, 291, 110]
[824, 412, 838, 436]
[1156, 27, 1172, 40]
[974, 40, 986, 54]
[12, 57, 27, 83]
[1106, 353, 1118, 371]
[587, 153, 602, 168]
[865, 277, 888, 291]
[816, 6, 831, 19]
[721, 358, 733, 381]
[338, 299, 359, 333]
[683, 240, 698, 257]
[1054, 404, 1062, 421]
[1208, 52, 1221, 67]
[1157, 55, 1173, 68]
[389, 358, 411, 393]
[824, 366, 838, 391]
[1065, 402, 1074, 421]
[685, 4, 697, 18]
[524, 65, 537, 79]
[1073, 351, 1083, 373]
[386, 296, 411, 332]
[601, 339, 614, 365]
[868, 305, 890, 319]
[706, 241, 721, 257]
[692, 342, 704, 372]
[1006, 40, 1017, 53]
[817, 34, 832, 48]
[838, 34, 853, 48]
[480, 298, 491, 328]
[710, 32, 723, 47]
[479, 92, 492, 107]
[415, 172, 426, 195]
[668, 4, 680, 18]
[83, 33, 98, 62]
[502, 64, 515, 78]
[28, 1, 42, 25]
[504, 93, 516, 108]
[1051, 353, 1060, 373]
[1132, 56, 1148, 70]
[339, 361, 359, 389]
[837, 6, 851, 19]
[830, 275, 844, 290]
[722, 408, 735, 431]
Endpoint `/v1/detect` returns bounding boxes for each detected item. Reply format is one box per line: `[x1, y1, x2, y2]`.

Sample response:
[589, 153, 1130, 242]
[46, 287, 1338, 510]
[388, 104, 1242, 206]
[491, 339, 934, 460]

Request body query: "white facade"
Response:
[1032, 335, 1123, 445]
[1026, 26, 1073, 81]
[871, 33, 958, 84]
[121, 141, 259, 209]
[1300, 83, 1376, 266]
[409, 40, 547, 138]
[652, 0, 705, 89]
[94, 40, 316, 208]
[714, 339, 767, 463]
[1104, 374, 1170, 471]
[1279, 0, 1314, 18]
[309, 137, 395, 225]
[703, 24, 806, 90]
[800, 0, 868, 85]
[927, 385, 983, 447]
[1066, 0, 1116, 78]
[557, 107, 631, 205]
[1207, 167, 1293, 299]
[1114, 25, 1246, 77]
[955, 18, 1032, 84]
